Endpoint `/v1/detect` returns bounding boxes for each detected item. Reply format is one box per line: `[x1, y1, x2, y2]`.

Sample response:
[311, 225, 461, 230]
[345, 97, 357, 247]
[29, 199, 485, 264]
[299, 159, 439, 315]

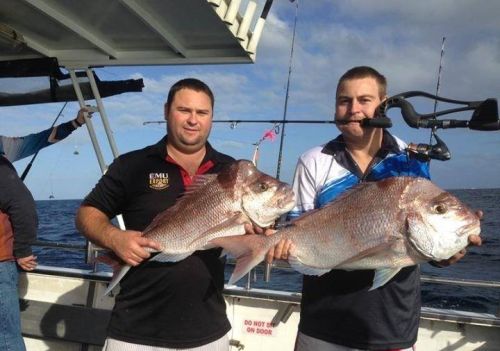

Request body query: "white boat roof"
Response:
[0, 0, 271, 69]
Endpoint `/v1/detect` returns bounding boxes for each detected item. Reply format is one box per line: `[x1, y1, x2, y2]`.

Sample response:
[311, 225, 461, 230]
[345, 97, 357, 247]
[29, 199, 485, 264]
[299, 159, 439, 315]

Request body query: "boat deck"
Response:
[18, 265, 500, 351]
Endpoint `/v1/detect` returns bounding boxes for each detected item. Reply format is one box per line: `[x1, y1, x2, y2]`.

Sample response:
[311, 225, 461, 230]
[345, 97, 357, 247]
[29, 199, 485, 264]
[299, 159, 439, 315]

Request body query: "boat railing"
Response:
[32, 240, 500, 318]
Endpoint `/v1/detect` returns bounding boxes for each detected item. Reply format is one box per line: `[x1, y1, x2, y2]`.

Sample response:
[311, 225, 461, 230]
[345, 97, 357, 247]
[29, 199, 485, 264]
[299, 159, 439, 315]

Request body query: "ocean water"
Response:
[34, 188, 500, 315]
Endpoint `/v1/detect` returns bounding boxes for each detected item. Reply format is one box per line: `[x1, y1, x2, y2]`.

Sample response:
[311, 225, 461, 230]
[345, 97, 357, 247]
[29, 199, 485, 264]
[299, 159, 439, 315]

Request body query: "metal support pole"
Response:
[68, 69, 107, 172]
[70, 68, 127, 270]
[85, 69, 121, 158]
[83, 69, 126, 233]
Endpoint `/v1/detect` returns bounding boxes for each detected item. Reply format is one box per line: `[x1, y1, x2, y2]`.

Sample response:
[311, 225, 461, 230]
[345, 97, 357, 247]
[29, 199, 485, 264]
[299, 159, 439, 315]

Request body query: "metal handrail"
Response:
[230, 259, 500, 290]
[32, 241, 500, 290]
[33, 240, 86, 251]
[420, 275, 500, 289]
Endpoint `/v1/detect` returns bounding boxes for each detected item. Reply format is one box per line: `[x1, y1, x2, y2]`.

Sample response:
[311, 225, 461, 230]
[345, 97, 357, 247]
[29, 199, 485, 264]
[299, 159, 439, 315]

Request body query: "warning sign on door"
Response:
[242, 319, 276, 336]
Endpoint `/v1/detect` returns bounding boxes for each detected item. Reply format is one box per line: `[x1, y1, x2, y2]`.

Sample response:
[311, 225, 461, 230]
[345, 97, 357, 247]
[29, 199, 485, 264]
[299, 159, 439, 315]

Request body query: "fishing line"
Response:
[433, 37, 446, 119]
[47, 132, 70, 199]
[404, 37, 446, 174]
[429, 37, 446, 153]
[20, 101, 68, 181]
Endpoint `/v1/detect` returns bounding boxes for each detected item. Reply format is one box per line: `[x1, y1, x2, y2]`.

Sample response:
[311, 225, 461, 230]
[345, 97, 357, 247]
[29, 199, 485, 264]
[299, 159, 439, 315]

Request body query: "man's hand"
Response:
[266, 236, 293, 264]
[242, 223, 294, 264]
[243, 223, 288, 263]
[109, 229, 162, 266]
[243, 223, 264, 235]
[17, 255, 37, 271]
[262, 227, 292, 264]
[432, 210, 483, 267]
[76, 106, 94, 125]
[433, 234, 482, 267]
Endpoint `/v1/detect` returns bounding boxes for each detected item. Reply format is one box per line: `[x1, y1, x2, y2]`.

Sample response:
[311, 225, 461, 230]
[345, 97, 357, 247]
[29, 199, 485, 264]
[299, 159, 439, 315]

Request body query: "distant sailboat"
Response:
[49, 173, 55, 199]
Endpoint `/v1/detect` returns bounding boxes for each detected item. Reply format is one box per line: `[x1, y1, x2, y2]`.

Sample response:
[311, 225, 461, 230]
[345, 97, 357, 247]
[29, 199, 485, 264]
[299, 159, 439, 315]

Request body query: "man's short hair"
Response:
[336, 66, 387, 99]
[165, 78, 215, 111]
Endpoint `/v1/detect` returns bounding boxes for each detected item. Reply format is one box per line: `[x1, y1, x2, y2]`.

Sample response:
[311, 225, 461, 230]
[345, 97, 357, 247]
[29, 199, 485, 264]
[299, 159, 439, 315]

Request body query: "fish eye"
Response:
[258, 182, 269, 191]
[434, 204, 447, 214]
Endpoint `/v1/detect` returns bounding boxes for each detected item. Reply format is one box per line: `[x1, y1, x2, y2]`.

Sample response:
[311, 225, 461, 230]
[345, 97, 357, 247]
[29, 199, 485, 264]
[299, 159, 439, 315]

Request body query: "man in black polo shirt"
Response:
[76, 78, 235, 350]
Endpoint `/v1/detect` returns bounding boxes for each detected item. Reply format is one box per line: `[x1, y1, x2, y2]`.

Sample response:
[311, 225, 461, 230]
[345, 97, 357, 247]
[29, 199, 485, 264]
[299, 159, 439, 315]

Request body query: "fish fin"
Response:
[288, 254, 331, 276]
[103, 264, 131, 297]
[193, 215, 247, 246]
[369, 268, 402, 291]
[334, 240, 397, 269]
[142, 175, 219, 234]
[211, 234, 269, 285]
[184, 174, 218, 195]
[150, 252, 192, 263]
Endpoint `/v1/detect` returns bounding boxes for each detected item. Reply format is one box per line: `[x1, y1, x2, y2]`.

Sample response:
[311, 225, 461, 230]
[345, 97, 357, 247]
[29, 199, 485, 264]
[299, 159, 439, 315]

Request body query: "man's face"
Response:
[165, 88, 213, 153]
[335, 77, 383, 139]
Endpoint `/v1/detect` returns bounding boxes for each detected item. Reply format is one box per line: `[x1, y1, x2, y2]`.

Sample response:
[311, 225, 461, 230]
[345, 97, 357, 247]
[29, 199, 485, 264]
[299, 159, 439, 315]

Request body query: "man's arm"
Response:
[0, 158, 38, 260]
[1, 107, 92, 163]
[75, 205, 161, 266]
[287, 157, 318, 219]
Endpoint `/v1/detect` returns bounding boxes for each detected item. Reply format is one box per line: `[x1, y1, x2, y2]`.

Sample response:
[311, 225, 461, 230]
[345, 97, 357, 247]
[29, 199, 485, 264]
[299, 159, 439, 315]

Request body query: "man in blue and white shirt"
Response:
[270, 66, 481, 351]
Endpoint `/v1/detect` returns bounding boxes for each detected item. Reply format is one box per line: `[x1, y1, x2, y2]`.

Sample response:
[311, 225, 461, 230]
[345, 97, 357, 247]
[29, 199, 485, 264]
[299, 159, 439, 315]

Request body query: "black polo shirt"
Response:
[82, 136, 234, 348]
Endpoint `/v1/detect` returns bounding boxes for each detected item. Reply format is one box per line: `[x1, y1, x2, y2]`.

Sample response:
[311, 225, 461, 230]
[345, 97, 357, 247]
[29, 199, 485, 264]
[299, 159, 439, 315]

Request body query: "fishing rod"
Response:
[378, 91, 499, 130]
[263, 0, 299, 284]
[142, 119, 336, 125]
[21, 101, 68, 181]
[143, 118, 392, 127]
[275, 0, 299, 180]
[143, 90, 498, 162]
[376, 91, 499, 160]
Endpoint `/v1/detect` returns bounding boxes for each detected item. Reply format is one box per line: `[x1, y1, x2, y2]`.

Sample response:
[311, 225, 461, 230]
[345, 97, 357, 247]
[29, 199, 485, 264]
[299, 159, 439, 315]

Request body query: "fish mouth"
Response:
[277, 191, 296, 209]
[458, 221, 481, 237]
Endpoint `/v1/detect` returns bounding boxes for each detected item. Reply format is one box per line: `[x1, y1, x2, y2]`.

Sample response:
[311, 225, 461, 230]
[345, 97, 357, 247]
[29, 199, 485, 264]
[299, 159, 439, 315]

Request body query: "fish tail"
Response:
[211, 234, 271, 285]
[103, 264, 131, 296]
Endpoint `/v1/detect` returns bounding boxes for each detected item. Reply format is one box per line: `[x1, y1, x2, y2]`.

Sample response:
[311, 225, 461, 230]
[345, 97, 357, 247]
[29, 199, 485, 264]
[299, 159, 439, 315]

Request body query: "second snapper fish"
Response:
[214, 177, 481, 289]
[103, 160, 295, 295]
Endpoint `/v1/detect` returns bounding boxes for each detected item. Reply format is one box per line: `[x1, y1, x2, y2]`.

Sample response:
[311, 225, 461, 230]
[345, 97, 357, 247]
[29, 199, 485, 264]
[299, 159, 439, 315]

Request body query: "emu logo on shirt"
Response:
[149, 172, 169, 190]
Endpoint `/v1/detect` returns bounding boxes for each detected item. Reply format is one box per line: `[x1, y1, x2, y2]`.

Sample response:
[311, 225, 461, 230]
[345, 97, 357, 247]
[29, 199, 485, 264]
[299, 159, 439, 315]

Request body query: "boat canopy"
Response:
[0, 0, 272, 69]
[0, 57, 144, 106]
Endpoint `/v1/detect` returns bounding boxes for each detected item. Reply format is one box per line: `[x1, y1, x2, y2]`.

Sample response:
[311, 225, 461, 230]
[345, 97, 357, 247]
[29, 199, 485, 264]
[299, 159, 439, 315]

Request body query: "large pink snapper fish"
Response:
[103, 160, 295, 295]
[214, 177, 481, 289]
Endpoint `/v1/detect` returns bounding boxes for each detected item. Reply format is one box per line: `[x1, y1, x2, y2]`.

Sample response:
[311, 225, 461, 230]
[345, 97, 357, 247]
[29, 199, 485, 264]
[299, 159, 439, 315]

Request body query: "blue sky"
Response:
[2, 0, 500, 200]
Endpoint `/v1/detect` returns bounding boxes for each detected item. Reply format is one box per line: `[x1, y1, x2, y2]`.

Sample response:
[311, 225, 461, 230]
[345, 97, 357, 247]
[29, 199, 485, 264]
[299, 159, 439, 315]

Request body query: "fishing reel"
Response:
[361, 91, 499, 161]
